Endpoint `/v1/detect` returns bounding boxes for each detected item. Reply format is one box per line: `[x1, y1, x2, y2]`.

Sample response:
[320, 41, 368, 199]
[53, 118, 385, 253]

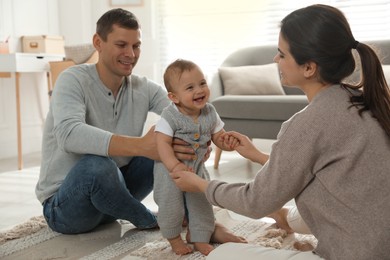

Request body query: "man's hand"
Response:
[172, 138, 196, 161]
[172, 138, 212, 162]
[203, 140, 212, 162]
[108, 126, 160, 160]
[139, 126, 160, 160]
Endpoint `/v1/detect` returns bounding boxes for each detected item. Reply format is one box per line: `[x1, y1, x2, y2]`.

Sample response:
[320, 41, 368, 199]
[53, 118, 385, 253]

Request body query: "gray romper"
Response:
[154, 102, 219, 243]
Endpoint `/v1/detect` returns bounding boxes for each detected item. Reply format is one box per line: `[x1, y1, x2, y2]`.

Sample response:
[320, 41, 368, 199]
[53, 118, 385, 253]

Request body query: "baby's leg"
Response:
[168, 235, 193, 255]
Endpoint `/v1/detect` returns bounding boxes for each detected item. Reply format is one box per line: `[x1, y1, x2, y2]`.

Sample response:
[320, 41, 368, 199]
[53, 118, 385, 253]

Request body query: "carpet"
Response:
[0, 208, 317, 260]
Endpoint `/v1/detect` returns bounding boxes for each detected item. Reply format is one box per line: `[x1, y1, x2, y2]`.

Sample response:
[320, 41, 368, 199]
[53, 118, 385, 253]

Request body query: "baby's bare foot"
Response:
[210, 222, 247, 243]
[168, 236, 193, 255]
[186, 229, 214, 255]
[268, 208, 294, 234]
[194, 242, 214, 255]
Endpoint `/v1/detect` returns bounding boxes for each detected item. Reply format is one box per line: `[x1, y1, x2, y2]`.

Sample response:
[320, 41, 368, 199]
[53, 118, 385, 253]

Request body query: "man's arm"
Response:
[108, 126, 198, 161]
[108, 126, 160, 160]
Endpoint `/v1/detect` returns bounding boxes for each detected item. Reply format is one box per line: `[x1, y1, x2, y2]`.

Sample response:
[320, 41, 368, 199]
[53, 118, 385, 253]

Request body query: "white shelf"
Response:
[0, 53, 64, 72]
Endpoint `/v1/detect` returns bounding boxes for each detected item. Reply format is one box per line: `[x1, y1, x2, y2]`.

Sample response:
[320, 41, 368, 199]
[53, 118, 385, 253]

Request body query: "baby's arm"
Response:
[212, 129, 240, 151]
[156, 132, 188, 172]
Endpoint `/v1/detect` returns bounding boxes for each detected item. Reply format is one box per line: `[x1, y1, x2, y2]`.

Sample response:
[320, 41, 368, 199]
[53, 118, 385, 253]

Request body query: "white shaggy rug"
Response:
[0, 208, 317, 260]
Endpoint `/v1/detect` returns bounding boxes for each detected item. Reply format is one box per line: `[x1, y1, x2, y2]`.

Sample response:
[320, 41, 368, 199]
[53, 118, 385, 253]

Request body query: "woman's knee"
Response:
[287, 207, 311, 234]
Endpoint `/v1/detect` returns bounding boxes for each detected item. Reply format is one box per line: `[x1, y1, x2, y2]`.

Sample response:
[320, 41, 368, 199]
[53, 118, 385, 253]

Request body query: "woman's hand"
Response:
[170, 170, 209, 193]
[219, 131, 240, 151]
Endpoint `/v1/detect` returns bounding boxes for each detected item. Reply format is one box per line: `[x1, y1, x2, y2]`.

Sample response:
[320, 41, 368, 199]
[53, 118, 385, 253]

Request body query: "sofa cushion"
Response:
[212, 95, 308, 121]
[219, 63, 285, 95]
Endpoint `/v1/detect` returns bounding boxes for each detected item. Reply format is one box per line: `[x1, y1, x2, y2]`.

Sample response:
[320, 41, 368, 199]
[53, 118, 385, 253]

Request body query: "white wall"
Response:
[0, 0, 61, 160]
[0, 0, 159, 161]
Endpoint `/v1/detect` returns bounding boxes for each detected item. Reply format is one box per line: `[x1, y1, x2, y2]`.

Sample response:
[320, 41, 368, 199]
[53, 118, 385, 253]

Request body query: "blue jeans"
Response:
[43, 155, 157, 234]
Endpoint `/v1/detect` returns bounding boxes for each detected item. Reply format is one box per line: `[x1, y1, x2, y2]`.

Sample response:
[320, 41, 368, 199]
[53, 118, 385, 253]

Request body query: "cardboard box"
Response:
[22, 35, 65, 54]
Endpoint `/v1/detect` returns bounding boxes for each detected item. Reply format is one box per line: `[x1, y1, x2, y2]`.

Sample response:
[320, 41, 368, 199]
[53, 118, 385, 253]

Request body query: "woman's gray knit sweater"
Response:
[206, 85, 390, 260]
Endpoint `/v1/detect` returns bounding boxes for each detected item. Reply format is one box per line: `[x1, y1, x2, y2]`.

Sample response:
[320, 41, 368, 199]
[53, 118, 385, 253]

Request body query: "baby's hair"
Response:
[164, 59, 200, 92]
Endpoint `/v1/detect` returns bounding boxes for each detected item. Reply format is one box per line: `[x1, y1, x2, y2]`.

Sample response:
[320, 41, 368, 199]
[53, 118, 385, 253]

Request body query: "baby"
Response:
[153, 59, 239, 255]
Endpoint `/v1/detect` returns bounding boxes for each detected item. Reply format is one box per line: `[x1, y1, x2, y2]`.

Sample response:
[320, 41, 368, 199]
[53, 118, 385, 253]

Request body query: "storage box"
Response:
[22, 35, 65, 54]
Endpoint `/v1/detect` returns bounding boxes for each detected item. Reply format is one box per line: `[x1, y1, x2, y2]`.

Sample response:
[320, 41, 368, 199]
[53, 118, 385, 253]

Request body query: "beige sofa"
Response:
[210, 40, 390, 169]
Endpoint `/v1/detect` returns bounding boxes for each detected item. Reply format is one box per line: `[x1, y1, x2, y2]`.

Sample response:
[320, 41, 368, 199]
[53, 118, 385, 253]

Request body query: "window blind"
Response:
[156, 0, 390, 80]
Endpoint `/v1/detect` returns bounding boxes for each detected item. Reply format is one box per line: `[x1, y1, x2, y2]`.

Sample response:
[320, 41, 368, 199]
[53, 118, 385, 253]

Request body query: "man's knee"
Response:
[71, 154, 119, 182]
[78, 155, 118, 178]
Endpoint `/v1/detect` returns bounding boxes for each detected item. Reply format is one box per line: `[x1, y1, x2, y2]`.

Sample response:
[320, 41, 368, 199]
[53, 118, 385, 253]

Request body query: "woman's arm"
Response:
[222, 131, 269, 165]
[170, 131, 269, 193]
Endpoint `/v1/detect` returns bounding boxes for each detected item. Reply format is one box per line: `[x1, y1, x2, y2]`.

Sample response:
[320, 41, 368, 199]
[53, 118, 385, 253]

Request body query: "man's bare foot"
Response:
[294, 241, 314, 251]
[210, 222, 247, 243]
[194, 242, 214, 255]
[268, 208, 294, 234]
[168, 236, 193, 255]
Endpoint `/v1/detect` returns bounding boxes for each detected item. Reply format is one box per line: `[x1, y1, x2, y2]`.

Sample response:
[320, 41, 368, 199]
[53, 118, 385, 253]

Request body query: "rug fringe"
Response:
[0, 215, 47, 244]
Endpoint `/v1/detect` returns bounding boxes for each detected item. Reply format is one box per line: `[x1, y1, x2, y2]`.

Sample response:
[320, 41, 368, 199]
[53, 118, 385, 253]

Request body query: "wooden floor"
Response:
[0, 139, 279, 232]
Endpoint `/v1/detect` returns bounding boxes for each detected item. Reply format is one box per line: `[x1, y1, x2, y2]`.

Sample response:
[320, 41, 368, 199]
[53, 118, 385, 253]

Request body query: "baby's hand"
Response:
[171, 162, 191, 172]
[220, 132, 240, 150]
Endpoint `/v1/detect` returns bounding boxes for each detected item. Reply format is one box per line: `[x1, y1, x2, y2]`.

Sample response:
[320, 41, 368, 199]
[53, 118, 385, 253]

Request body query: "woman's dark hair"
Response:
[280, 4, 390, 136]
[96, 8, 140, 41]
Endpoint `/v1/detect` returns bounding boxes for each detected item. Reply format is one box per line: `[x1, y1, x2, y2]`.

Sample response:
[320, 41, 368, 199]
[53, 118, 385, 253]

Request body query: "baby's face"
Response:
[171, 67, 210, 113]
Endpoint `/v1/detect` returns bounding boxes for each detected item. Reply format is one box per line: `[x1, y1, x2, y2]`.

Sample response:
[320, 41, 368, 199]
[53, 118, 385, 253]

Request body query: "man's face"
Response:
[95, 24, 142, 78]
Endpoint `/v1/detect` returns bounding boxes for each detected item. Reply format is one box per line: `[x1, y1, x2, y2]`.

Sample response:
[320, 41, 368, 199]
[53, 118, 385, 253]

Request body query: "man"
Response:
[36, 8, 245, 245]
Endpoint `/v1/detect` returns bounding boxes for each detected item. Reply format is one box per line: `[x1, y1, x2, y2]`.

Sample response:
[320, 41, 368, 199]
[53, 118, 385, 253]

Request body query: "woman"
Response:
[170, 4, 390, 260]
